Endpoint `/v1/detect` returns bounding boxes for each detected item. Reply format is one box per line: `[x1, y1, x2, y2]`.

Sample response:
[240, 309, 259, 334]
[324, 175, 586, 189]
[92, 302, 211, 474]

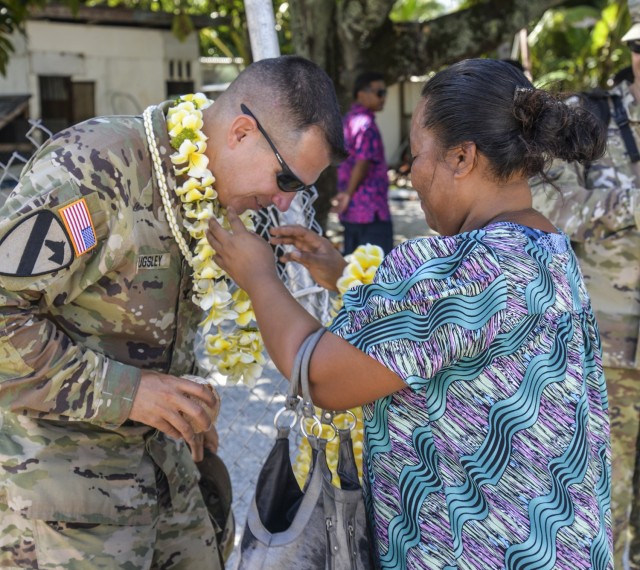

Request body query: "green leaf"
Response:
[172, 11, 194, 41]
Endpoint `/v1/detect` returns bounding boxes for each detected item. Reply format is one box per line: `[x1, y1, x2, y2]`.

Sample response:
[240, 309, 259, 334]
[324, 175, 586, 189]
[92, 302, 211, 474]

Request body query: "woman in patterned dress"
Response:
[207, 59, 612, 569]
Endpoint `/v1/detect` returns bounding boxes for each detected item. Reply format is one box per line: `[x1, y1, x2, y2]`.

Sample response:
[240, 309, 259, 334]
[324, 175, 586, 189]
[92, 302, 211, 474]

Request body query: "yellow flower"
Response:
[183, 93, 212, 109]
[336, 244, 384, 295]
[232, 289, 255, 326]
[199, 280, 232, 311]
[204, 332, 235, 355]
[171, 139, 209, 178]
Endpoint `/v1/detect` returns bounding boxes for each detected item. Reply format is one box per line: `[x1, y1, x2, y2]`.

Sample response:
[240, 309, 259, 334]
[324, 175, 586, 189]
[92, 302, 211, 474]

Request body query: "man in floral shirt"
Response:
[334, 71, 394, 254]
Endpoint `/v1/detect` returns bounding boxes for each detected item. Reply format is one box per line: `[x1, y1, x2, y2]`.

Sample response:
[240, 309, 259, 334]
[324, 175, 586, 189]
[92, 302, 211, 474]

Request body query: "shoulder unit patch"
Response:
[58, 198, 97, 257]
[0, 210, 74, 276]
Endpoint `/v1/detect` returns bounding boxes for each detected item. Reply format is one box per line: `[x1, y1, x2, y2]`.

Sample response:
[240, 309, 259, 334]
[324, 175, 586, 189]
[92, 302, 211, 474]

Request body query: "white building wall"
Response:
[0, 20, 201, 118]
[0, 32, 30, 95]
[376, 79, 426, 166]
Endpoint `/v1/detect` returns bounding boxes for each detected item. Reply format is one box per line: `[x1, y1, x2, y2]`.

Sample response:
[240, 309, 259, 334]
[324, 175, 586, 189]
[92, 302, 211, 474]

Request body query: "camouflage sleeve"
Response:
[531, 158, 638, 243]
[0, 142, 140, 429]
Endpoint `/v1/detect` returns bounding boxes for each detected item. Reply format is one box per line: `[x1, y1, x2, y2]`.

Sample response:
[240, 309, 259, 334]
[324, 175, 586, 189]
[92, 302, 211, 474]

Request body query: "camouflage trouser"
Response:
[0, 466, 223, 570]
[607, 366, 640, 570]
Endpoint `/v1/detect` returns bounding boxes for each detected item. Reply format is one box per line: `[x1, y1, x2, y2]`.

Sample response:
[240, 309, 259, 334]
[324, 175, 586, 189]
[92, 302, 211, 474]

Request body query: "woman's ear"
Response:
[227, 114, 256, 149]
[450, 141, 477, 178]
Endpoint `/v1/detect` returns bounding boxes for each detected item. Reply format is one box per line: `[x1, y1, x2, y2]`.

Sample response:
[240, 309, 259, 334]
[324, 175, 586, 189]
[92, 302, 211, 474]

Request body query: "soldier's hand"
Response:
[129, 371, 220, 452]
[188, 425, 219, 462]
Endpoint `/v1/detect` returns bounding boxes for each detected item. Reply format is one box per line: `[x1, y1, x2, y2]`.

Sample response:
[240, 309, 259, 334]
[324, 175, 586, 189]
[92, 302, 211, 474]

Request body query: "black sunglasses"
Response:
[628, 41, 640, 54]
[366, 88, 387, 98]
[240, 103, 310, 193]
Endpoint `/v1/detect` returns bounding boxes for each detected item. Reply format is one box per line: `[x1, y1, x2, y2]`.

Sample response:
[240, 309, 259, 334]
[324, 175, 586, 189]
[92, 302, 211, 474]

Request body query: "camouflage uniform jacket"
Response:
[0, 102, 204, 525]
[532, 80, 640, 370]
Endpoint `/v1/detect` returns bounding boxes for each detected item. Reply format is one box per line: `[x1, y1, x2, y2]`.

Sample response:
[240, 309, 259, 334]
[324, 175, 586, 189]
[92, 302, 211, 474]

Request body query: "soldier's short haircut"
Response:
[353, 71, 385, 99]
[223, 55, 347, 163]
[418, 58, 606, 182]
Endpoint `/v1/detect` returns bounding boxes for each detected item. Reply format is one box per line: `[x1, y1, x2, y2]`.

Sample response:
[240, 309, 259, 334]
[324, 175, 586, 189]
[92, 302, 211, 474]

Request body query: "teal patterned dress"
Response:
[329, 222, 612, 570]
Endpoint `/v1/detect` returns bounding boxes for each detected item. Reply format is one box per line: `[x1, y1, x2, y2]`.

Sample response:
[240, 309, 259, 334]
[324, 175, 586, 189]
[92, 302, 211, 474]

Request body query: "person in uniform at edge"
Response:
[333, 71, 394, 255]
[0, 55, 345, 569]
[207, 58, 612, 569]
[531, 21, 640, 570]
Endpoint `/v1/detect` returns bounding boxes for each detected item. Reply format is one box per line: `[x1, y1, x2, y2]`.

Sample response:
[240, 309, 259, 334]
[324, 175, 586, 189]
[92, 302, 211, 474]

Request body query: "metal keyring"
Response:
[301, 416, 337, 442]
[273, 407, 298, 430]
[332, 410, 358, 431]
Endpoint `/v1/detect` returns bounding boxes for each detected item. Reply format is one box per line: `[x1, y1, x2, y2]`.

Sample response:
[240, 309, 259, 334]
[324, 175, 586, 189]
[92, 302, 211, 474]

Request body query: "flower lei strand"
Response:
[293, 243, 384, 486]
[143, 93, 265, 387]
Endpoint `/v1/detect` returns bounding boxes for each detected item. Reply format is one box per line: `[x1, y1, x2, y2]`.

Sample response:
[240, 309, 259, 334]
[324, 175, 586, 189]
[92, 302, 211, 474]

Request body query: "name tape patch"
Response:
[137, 253, 171, 271]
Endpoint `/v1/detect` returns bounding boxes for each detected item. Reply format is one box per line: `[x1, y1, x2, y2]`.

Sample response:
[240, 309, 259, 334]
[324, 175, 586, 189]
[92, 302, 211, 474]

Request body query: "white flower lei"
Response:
[143, 93, 265, 387]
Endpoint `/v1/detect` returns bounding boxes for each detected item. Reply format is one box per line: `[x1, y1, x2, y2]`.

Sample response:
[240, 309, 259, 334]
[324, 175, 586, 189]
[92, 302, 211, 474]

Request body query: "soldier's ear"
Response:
[227, 114, 257, 149]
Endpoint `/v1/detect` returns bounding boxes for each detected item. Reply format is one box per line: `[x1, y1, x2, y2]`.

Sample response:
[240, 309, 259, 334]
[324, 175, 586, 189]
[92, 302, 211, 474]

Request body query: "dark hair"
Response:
[353, 71, 386, 99]
[227, 55, 347, 162]
[501, 58, 525, 73]
[419, 59, 606, 181]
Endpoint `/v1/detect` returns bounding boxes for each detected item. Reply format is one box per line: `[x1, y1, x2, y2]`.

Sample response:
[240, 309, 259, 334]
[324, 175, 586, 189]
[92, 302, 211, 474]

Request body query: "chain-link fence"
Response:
[0, 122, 332, 568]
[0, 120, 52, 207]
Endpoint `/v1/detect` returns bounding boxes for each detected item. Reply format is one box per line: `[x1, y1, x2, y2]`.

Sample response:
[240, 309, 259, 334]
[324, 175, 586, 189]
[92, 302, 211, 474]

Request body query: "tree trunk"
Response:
[289, 0, 573, 229]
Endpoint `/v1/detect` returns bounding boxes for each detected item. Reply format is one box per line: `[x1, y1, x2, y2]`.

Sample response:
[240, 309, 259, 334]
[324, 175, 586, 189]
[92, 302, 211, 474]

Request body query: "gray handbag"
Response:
[235, 328, 376, 570]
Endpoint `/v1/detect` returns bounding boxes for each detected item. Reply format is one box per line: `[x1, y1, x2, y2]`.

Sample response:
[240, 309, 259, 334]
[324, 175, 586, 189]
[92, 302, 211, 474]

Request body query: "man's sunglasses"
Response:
[628, 41, 640, 54]
[366, 88, 387, 98]
[240, 103, 311, 193]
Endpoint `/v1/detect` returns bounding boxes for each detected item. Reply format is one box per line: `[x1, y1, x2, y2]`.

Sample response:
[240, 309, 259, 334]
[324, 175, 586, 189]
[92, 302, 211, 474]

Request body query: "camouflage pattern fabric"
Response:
[0, 103, 222, 568]
[607, 367, 640, 569]
[532, 80, 640, 569]
[0, 449, 221, 569]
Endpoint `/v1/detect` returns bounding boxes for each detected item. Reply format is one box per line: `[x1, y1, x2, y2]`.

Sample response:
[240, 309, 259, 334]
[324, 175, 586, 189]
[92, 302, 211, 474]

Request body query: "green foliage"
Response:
[389, 0, 447, 22]
[528, 0, 631, 91]
[201, 1, 250, 60]
[200, 1, 291, 60]
[0, 0, 47, 75]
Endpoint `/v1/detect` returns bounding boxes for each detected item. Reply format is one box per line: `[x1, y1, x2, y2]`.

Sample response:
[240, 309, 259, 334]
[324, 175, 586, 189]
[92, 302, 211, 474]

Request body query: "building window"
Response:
[166, 81, 195, 99]
[166, 59, 195, 99]
[72, 82, 95, 124]
[39, 76, 95, 133]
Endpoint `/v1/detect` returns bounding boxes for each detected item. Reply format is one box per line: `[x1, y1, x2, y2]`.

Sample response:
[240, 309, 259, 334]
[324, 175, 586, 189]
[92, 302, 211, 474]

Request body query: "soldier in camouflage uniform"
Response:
[531, 26, 640, 570]
[0, 56, 345, 569]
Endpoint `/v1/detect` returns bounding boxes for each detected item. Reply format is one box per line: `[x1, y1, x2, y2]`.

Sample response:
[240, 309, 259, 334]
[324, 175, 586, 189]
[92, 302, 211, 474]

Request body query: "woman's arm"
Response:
[206, 211, 405, 409]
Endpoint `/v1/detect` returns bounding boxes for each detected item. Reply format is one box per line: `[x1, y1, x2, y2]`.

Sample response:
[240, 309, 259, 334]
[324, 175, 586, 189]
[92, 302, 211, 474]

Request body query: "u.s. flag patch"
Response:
[59, 198, 97, 257]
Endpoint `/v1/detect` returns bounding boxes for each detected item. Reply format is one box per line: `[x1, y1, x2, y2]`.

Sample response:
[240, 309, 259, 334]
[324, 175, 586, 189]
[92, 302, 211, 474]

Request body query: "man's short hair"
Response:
[225, 56, 347, 162]
[353, 71, 386, 99]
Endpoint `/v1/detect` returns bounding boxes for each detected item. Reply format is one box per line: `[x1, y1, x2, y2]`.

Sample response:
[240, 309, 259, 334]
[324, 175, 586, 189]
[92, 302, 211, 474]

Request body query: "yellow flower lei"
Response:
[143, 93, 265, 387]
[293, 243, 384, 486]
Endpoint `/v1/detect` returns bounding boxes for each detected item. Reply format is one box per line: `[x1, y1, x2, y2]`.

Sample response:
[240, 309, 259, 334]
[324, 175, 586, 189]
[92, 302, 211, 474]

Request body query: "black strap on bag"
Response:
[581, 88, 640, 163]
[237, 328, 376, 570]
[610, 94, 640, 163]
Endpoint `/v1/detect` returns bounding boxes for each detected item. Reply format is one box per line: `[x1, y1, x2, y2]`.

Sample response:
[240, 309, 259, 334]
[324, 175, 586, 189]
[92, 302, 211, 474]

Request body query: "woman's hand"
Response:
[269, 225, 347, 291]
[206, 208, 277, 294]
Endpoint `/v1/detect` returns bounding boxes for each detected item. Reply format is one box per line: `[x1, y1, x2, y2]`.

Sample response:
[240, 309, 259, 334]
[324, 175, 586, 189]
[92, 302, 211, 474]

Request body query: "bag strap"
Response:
[611, 93, 640, 163]
[287, 328, 326, 410]
[298, 328, 326, 407]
